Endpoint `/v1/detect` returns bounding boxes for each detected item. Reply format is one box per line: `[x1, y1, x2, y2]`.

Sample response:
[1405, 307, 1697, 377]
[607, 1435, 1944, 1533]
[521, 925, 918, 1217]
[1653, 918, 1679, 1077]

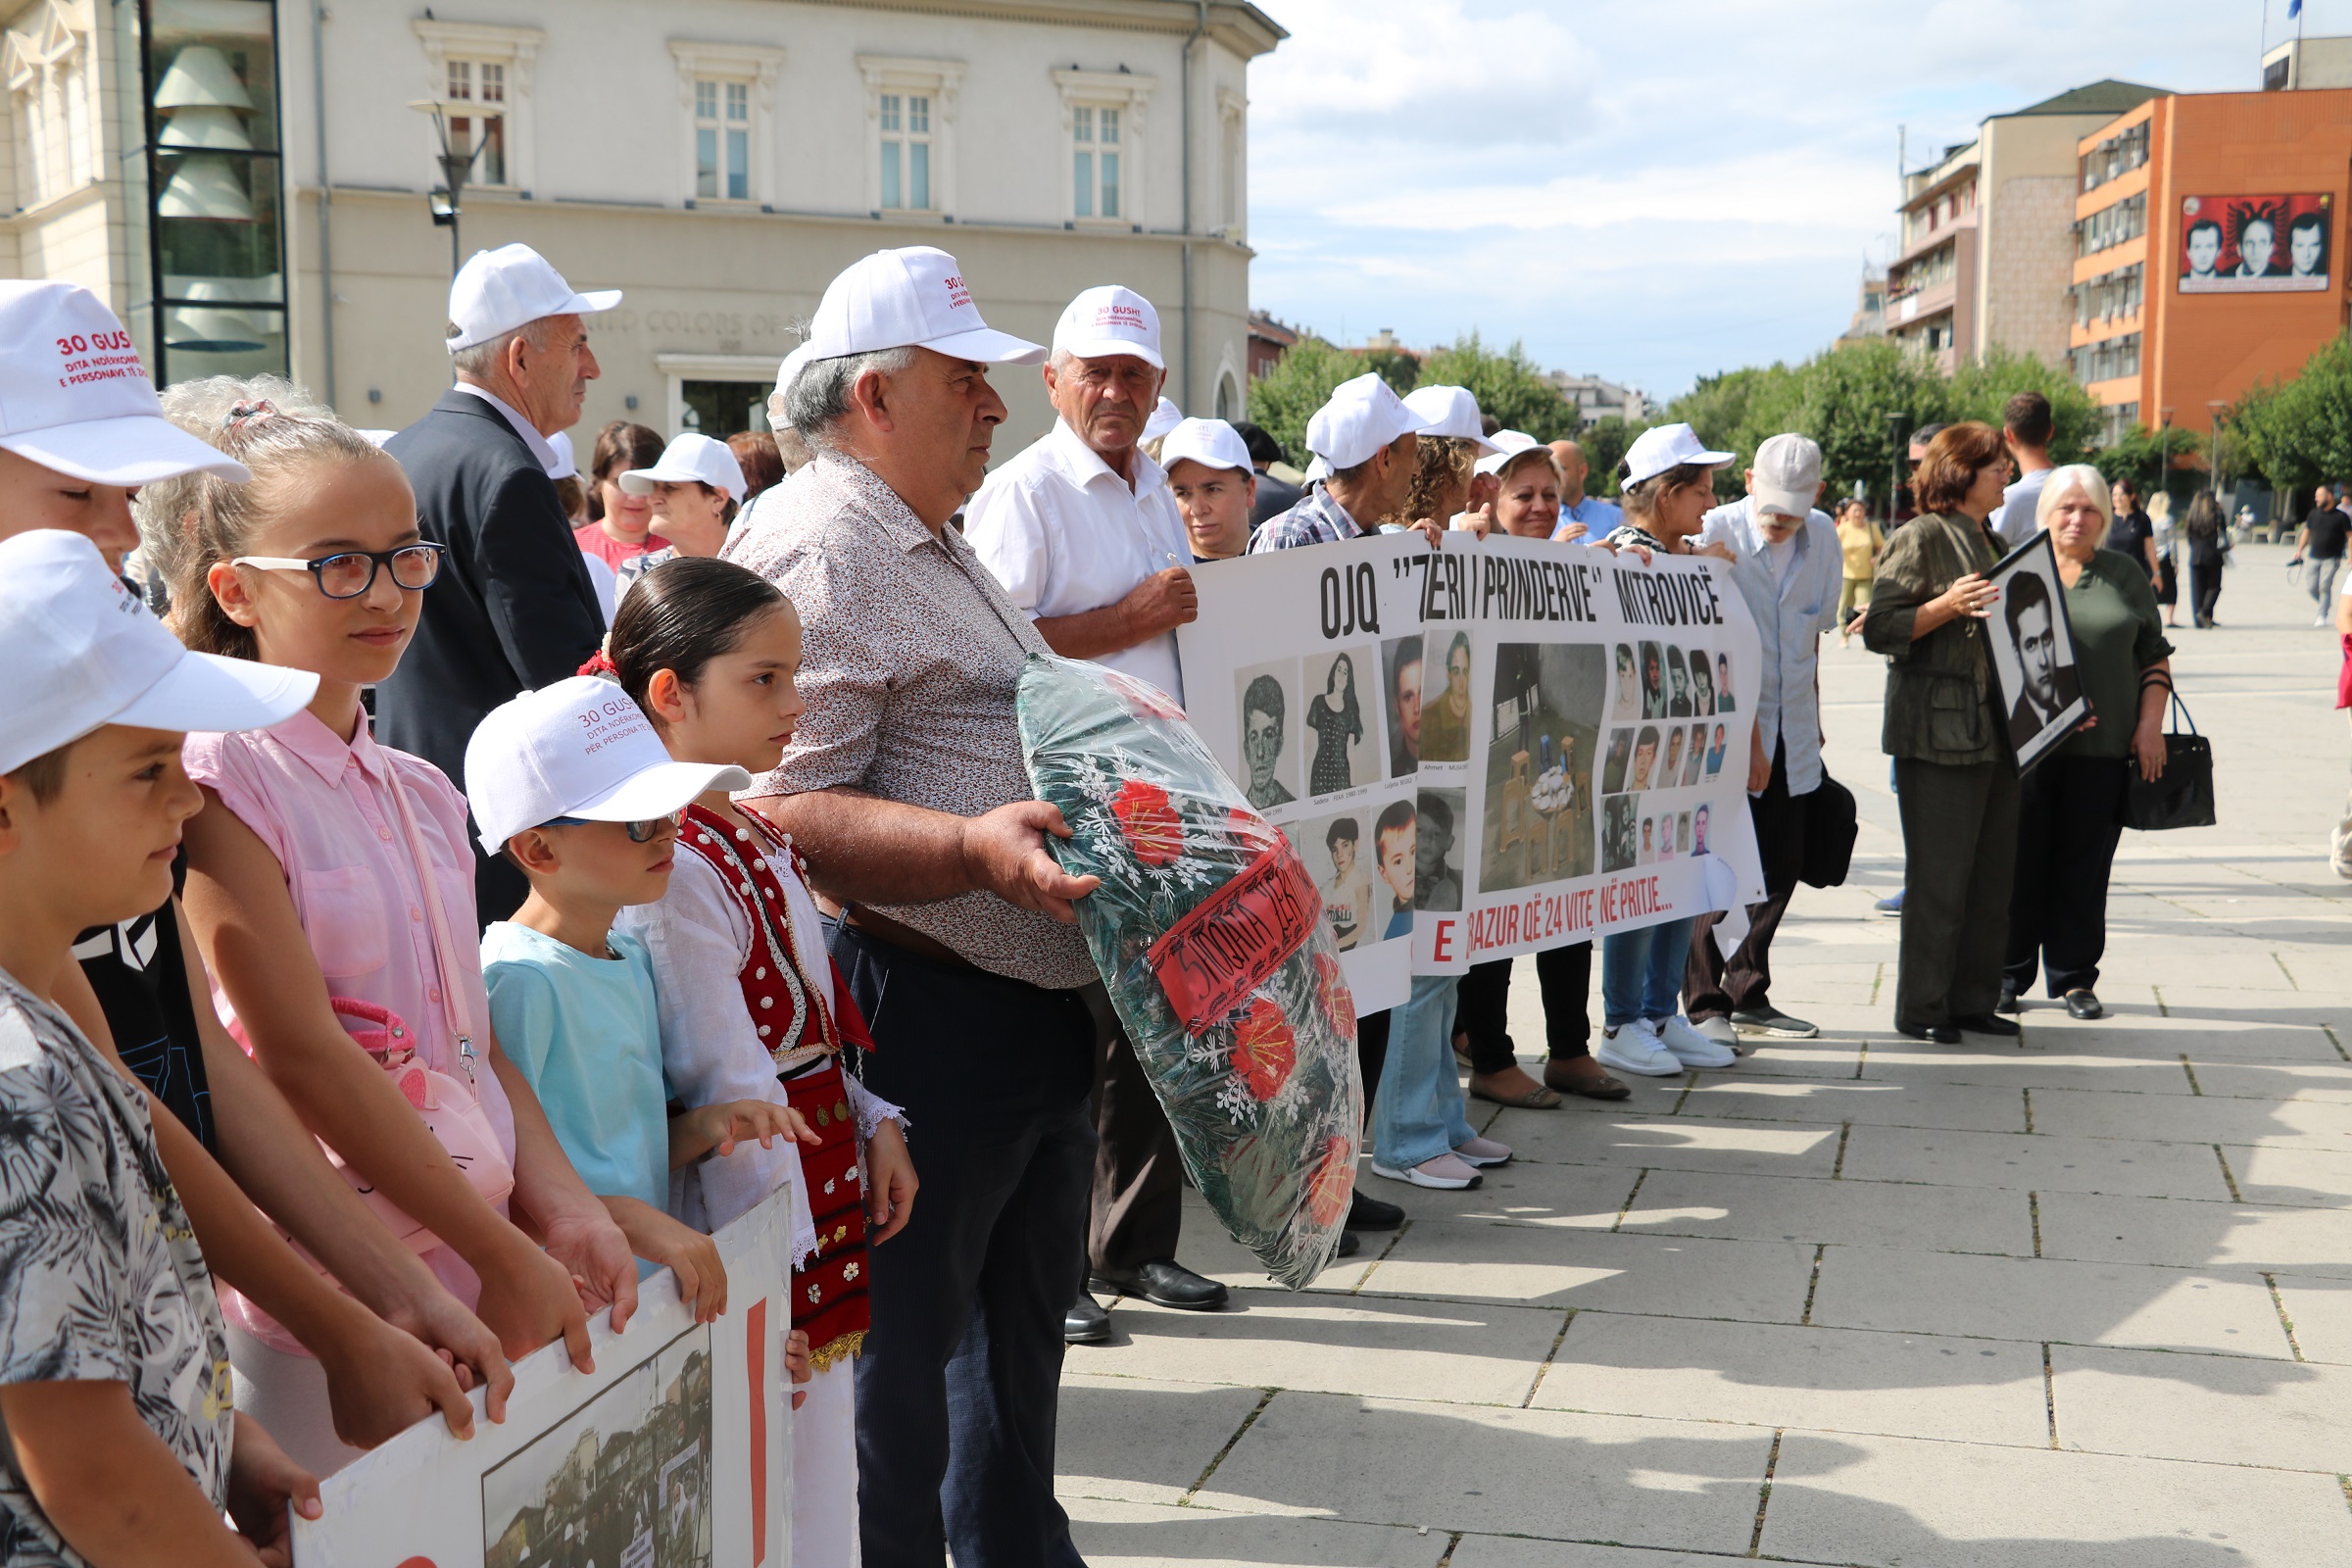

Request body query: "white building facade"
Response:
[2, 0, 1282, 442]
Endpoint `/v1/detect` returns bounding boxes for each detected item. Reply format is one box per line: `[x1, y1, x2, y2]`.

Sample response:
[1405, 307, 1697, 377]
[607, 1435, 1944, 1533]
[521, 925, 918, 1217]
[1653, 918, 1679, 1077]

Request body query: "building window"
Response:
[1071, 105, 1118, 219]
[2076, 192, 2146, 259]
[880, 91, 932, 211]
[5, 0, 95, 209]
[445, 58, 506, 186]
[695, 77, 749, 200]
[416, 21, 541, 195]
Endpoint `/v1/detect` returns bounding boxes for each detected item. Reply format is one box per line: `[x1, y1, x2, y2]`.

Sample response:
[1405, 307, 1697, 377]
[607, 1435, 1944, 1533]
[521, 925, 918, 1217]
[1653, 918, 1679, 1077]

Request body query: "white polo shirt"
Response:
[964, 416, 1191, 703]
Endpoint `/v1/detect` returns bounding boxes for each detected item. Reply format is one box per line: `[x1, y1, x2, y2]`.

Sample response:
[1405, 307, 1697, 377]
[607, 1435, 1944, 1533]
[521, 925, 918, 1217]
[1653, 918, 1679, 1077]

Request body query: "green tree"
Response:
[1245, 335, 1363, 467]
[2232, 335, 2352, 496]
[1418, 331, 1574, 442]
[1783, 341, 1953, 513]
[1946, 345, 2101, 463]
[1361, 347, 1421, 396]
[1577, 415, 1646, 497]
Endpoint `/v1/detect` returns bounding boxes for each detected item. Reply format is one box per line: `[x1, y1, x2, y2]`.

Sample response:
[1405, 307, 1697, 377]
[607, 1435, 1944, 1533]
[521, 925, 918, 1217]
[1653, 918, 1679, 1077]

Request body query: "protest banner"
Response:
[292, 1190, 792, 1568]
[1179, 533, 1765, 981]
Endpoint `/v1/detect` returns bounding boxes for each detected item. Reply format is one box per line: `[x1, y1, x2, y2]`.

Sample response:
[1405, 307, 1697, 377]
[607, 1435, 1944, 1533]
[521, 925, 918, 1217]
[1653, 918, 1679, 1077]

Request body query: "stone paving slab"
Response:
[1056, 1375, 1275, 1506]
[1610, 1167, 2035, 1255]
[1357, 1227, 1813, 1321]
[1064, 1500, 1448, 1567]
[2035, 1191, 2352, 1277]
[2029, 1085, 2352, 1148]
[1836, 1123, 2235, 1199]
[2047, 1343, 2352, 1470]
[1678, 1075, 2031, 1133]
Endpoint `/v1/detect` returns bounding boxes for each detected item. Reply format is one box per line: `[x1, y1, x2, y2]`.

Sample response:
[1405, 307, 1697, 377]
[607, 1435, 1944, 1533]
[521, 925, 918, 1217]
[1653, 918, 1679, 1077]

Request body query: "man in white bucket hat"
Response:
[377, 242, 622, 922]
[721, 247, 1107, 1568]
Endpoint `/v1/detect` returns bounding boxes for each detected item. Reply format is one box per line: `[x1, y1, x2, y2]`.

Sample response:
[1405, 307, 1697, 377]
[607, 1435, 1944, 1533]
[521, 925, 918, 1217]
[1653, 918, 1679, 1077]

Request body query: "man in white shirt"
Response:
[963, 285, 1224, 1336]
[1689, 433, 1843, 1043]
[1991, 391, 2054, 550]
[966, 285, 1196, 705]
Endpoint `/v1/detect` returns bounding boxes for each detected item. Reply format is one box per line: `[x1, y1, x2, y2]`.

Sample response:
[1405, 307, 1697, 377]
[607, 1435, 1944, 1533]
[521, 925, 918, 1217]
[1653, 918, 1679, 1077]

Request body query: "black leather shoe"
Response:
[2064, 989, 2105, 1020]
[1954, 1012, 2021, 1037]
[1064, 1294, 1110, 1346]
[1336, 1228, 1362, 1258]
[1997, 985, 2022, 1015]
[1895, 1019, 1962, 1045]
[1088, 1259, 1230, 1311]
[1348, 1191, 1405, 1231]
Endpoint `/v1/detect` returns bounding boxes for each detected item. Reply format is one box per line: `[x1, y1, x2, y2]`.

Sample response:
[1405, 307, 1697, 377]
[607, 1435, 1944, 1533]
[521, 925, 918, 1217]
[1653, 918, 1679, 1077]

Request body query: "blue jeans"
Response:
[1601, 916, 1697, 1029]
[1371, 974, 1473, 1170]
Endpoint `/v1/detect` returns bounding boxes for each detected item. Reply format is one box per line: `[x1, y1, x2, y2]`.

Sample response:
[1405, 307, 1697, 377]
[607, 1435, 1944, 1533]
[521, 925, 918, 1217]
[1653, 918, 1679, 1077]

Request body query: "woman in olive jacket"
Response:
[1862, 423, 2023, 1045]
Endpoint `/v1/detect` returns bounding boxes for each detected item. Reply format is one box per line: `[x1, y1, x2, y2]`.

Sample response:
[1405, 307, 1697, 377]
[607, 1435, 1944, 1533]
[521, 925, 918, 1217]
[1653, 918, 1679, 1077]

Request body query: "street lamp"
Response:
[408, 99, 485, 279]
[1885, 411, 1908, 520]
[2205, 398, 2229, 507]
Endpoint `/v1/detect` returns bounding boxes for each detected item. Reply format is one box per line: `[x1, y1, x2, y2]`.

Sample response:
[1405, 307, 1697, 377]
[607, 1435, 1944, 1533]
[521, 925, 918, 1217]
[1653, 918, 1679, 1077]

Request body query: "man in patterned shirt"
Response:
[1249, 371, 1433, 552]
[723, 246, 1104, 1568]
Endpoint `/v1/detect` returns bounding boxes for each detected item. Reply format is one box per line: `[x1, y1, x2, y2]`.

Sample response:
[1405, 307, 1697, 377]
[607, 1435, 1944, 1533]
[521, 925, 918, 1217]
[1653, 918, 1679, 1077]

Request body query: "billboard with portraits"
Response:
[2179, 193, 2331, 293]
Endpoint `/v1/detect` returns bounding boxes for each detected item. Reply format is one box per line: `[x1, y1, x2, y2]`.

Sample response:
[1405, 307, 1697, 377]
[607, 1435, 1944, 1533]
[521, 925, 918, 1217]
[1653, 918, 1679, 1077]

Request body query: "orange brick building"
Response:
[2071, 88, 2352, 454]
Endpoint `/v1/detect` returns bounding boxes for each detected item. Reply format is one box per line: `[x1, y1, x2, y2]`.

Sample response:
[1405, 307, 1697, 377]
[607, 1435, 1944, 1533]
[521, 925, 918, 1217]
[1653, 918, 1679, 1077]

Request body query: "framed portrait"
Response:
[1985, 532, 2090, 773]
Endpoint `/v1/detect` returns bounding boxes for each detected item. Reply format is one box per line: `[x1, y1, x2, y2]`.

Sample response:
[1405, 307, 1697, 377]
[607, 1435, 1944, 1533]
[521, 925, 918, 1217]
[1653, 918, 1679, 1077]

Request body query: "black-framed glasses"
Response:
[231, 542, 446, 599]
[539, 809, 682, 843]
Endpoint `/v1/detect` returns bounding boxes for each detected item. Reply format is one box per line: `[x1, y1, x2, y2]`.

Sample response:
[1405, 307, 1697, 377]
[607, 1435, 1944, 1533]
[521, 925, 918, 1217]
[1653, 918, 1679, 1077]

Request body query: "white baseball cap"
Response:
[445, 243, 621, 354]
[0, 530, 316, 775]
[546, 428, 578, 482]
[0, 281, 253, 486]
[1305, 372, 1435, 472]
[1622, 422, 1734, 487]
[1143, 397, 1182, 442]
[1474, 429, 1543, 476]
[798, 246, 1045, 368]
[1401, 385, 1502, 456]
[1158, 417, 1252, 475]
[619, 433, 746, 499]
[1750, 431, 1823, 519]
[465, 675, 753, 853]
[1051, 285, 1164, 370]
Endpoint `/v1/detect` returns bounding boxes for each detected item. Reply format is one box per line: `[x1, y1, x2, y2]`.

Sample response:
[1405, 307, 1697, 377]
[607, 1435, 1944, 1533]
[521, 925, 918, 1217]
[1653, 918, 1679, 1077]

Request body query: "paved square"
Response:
[1060, 546, 2352, 1565]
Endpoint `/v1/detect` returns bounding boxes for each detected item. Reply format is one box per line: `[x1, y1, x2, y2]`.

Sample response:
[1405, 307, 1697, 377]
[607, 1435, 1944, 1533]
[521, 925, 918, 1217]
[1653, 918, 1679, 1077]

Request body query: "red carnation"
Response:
[1306, 1134, 1355, 1227]
[1314, 953, 1356, 1042]
[1110, 779, 1184, 867]
[1231, 998, 1298, 1102]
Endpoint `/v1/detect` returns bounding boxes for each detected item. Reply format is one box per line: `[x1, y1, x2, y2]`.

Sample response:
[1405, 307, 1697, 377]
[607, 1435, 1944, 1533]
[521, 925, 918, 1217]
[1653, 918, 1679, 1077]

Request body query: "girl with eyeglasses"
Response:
[163, 389, 642, 1475]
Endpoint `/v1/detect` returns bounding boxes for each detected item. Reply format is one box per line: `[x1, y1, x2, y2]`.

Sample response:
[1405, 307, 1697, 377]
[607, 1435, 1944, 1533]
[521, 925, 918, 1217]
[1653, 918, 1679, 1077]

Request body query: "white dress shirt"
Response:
[1993, 466, 2050, 550]
[1700, 498, 1843, 796]
[449, 380, 562, 472]
[963, 417, 1191, 703]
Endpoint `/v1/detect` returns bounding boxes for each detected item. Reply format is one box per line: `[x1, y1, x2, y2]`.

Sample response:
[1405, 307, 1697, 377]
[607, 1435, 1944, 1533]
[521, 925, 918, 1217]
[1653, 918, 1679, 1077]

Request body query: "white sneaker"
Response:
[1453, 1136, 1513, 1167]
[1595, 1019, 1682, 1077]
[1370, 1152, 1485, 1189]
[1691, 1015, 1739, 1047]
[1654, 1014, 1739, 1068]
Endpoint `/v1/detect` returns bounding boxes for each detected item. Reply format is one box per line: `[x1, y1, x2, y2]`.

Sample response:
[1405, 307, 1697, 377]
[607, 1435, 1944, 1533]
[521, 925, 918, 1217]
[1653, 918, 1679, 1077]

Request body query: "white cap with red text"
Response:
[465, 675, 752, 852]
[1305, 371, 1436, 471]
[1621, 422, 1735, 487]
[1749, 432, 1824, 519]
[1051, 285, 1164, 369]
[0, 281, 252, 485]
[0, 530, 315, 775]
[1401, 384, 1502, 456]
[798, 247, 1046, 369]
[1158, 417, 1253, 474]
[619, 433, 747, 500]
[1143, 397, 1182, 442]
[446, 243, 620, 353]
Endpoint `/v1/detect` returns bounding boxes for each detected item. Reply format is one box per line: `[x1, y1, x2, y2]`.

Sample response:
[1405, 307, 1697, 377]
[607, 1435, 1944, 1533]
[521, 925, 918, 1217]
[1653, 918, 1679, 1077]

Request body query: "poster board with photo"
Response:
[2179, 192, 2331, 293]
[1985, 530, 2092, 774]
[1177, 538, 1425, 1016]
[292, 1190, 792, 1568]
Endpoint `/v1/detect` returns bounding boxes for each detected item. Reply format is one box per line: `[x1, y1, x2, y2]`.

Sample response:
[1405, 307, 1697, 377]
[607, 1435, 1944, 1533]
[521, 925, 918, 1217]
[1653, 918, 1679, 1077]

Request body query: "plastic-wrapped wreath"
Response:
[1017, 655, 1360, 1289]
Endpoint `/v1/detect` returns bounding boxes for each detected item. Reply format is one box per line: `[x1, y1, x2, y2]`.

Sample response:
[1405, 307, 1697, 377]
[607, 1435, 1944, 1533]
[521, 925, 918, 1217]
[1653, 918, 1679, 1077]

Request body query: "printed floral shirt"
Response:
[1247, 483, 1373, 553]
[0, 966, 231, 1566]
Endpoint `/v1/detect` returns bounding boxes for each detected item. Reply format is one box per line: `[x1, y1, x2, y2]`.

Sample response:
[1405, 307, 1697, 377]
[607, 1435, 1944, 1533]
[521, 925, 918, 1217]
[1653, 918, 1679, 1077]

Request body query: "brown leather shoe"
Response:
[1543, 1057, 1633, 1101]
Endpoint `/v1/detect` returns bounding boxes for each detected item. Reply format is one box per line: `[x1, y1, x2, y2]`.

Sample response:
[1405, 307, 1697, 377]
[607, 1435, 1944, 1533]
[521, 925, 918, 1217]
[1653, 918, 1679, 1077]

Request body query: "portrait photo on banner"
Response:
[1235, 658, 1301, 810]
[2178, 192, 2331, 293]
[1380, 633, 1425, 779]
[1295, 796, 1418, 950]
[1299, 645, 1384, 799]
[1479, 641, 1602, 894]
[1985, 531, 2090, 772]
[1419, 629, 1475, 763]
[1415, 787, 1467, 912]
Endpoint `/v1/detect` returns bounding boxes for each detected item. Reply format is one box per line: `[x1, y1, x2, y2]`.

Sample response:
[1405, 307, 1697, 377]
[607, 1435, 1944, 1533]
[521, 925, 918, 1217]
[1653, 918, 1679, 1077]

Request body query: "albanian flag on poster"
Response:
[1018, 655, 1360, 1289]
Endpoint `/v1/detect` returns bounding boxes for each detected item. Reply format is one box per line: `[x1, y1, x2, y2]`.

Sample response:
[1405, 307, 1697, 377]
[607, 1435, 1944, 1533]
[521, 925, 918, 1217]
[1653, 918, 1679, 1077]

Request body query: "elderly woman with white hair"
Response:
[2001, 463, 2173, 1020]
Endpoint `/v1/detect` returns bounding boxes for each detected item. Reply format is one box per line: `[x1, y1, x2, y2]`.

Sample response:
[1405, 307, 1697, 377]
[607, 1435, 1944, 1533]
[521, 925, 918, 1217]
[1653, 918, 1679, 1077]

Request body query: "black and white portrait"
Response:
[1235, 660, 1300, 809]
[1986, 533, 2090, 772]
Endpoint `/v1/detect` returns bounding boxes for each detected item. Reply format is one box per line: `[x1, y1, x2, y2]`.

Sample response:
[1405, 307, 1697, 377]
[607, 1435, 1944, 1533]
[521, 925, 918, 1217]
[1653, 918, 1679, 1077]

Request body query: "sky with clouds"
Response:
[1245, 0, 2303, 402]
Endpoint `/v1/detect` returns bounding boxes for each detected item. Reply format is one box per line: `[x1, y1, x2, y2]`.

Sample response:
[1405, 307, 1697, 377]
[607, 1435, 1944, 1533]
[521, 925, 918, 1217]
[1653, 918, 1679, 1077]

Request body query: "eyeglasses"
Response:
[539, 810, 682, 843]
[231, 542, 446, 599]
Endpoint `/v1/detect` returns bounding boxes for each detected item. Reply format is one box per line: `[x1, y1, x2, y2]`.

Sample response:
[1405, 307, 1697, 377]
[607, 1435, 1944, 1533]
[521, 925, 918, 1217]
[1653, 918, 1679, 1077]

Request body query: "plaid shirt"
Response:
[1248, 483, 1373, 553]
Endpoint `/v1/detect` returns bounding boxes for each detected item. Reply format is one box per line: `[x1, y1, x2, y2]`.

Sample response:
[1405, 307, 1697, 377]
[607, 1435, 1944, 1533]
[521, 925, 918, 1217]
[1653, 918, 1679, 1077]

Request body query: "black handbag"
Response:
[2124, 690, 2216, 831]
[1800, 773, 1859, 888]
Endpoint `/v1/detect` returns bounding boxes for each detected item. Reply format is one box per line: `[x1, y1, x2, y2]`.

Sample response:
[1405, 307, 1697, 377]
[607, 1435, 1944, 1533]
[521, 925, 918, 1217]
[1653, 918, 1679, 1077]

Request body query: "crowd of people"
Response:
[0, 231, 2330, 1568]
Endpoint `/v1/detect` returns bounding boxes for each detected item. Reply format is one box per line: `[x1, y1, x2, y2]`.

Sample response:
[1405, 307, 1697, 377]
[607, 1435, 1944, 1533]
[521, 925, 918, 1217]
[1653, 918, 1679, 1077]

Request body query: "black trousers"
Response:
[1356, 1008, 1389, 1129]
[1454, 945, 1593, 1074]
[1686, 741, 1807, 1019]
[1893, 757, 2021, 1029]
[1084, 994, 1183, 1274]
[2004, 754, 2129, 998]
[834, 924, 1096, 1568]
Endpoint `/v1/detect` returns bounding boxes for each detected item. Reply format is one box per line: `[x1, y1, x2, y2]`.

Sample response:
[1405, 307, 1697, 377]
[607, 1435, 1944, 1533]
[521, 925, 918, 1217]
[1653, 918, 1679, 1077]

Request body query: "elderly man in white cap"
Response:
[1685, 432, 1842, 1046]
[961, 286, 1219, 1341]
[1250, 370, 1434, 552]
[376, 242, 619, 922]
[720, 245, 1104, 1568]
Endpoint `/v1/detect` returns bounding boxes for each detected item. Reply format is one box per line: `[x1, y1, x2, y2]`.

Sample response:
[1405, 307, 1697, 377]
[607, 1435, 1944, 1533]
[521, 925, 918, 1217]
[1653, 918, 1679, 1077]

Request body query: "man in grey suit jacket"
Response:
[375, 244, 617, 921]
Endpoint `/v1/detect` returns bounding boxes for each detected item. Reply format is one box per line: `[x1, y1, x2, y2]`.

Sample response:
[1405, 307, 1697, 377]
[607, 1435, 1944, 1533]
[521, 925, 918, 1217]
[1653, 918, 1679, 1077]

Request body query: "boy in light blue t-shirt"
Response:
[468, 677, 815, 1321]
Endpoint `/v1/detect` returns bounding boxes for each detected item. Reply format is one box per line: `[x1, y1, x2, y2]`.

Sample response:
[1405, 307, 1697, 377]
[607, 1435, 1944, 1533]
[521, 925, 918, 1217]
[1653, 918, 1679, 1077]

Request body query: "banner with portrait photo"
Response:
[291, 1189, 793, 1568]
[1985, 531, 2091, 773]
[2179, 192, 2331, 293]
[1178, 533, 1765, 983]
[1177, 537, 1431, 1015]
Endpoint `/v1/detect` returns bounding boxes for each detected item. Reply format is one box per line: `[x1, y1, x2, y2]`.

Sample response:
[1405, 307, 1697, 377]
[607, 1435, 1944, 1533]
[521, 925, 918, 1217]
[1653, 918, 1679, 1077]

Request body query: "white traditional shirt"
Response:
[1700, 498, 1842, 796]
[963, 417, 1191, 704]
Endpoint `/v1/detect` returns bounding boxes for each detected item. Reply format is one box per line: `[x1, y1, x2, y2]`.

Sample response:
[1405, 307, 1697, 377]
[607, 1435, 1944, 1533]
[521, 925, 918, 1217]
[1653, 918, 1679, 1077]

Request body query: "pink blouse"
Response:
[184, 710, 517, 1339]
